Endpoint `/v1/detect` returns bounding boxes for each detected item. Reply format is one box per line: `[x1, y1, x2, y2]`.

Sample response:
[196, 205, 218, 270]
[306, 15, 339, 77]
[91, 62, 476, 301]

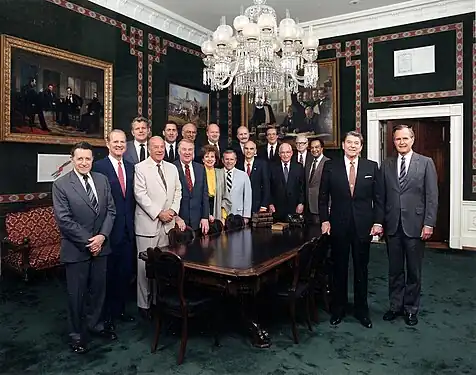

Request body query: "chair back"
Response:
[225, 214, 245, 230]
[208, 220, 224, 235]
[309, 235, 330, 284]
[168, 226, 196, 247]
[147, 247, 186, 309]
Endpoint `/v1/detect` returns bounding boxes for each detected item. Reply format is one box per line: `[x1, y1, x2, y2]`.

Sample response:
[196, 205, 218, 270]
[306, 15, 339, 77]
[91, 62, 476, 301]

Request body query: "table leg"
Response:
[240, 295, 270, 348]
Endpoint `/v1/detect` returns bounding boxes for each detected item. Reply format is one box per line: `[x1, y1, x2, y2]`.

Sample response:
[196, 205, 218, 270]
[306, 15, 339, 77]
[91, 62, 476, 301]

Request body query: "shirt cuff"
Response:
[373, 223, 383, 227]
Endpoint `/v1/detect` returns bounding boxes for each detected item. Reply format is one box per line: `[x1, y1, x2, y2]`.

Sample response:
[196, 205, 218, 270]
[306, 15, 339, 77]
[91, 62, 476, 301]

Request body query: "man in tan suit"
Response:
[134, 136, 182, 315]
[305, 138, 329, 225]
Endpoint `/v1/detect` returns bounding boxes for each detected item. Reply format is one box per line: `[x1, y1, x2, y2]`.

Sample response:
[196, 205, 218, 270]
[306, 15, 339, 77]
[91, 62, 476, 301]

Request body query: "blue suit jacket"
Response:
[237, 158, 270, 213]
[93, 157, 135, 246]
[174, 160, 209, 230]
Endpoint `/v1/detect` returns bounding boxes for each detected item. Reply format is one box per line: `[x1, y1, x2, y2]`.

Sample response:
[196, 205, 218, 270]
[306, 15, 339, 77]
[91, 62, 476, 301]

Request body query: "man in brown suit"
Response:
[305, 138, 329, 226]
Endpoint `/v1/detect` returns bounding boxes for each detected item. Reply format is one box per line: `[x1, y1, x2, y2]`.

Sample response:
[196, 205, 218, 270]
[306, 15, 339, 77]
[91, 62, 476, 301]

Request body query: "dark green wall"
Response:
[0, 0, 224, 196]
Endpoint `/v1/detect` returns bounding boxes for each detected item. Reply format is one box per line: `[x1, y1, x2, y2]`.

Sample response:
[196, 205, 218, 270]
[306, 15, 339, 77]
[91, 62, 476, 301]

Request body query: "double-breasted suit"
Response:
[381, 152, 438, 314]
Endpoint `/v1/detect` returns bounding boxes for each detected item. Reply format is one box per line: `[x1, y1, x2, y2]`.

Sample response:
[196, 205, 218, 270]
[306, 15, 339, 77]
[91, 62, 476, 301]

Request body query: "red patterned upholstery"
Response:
[5, 206, 60, 246]
[3, 206, 61, 274]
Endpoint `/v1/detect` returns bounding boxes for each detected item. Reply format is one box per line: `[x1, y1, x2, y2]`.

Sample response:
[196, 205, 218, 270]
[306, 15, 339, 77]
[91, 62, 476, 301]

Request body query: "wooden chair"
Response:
[308, 235, 331, 321]
[168, 226, 195, 247]
[147, 248, 219, 365]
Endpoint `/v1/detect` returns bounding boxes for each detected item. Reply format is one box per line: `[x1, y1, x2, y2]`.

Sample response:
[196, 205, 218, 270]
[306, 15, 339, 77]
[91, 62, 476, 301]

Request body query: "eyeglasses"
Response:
[296, 142, 308, 145]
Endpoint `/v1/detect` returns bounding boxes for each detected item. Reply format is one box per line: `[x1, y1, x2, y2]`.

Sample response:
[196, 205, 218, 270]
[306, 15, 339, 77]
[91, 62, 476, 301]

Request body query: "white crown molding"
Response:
[87, 0, 211, 47]
[299, 0, 475, 39]
[87, 0, 474, 48]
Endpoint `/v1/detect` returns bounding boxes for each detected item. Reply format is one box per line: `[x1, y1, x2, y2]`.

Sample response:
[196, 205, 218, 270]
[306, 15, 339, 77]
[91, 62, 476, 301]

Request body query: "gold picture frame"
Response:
[0, 35, 112, 146]
[241, 58, 340, 148]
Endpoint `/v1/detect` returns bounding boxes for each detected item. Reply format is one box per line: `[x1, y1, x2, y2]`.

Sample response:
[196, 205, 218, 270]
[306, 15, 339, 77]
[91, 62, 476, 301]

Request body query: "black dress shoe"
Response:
[104, 320, 115, 331]
[330, 315, 343, 326]
[383, 310, 402, 321]
[405, 313, 418, 326]
[70, 340, 88, 354]
[90, 329, 118, 341]
[118, 313, 135, 322]
[355, 315, 373, 328]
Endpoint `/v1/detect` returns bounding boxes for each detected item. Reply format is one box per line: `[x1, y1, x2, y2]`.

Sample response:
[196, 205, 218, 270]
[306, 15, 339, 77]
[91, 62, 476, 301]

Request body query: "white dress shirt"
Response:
[180, 161, 195, 185]
[297, 150, 308, 165]
[310, 154, 324, 172]
[267, 142, 278, 157]
[397, 150, 413, 177]
[74, 169, 98, 201]
[108, 155, 126, 180]
[134, 139, 147, 161]
[244, 158, 254, 173]
[165, 141, 176, 157]
[344, 156, 359, 181]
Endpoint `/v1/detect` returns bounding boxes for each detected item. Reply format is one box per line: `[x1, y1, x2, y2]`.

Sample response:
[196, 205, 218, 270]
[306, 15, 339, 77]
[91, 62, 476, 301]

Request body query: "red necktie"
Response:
[117, 161, 126, 196]
[185, 164, 193, 192]
[246, 163, 251, 176]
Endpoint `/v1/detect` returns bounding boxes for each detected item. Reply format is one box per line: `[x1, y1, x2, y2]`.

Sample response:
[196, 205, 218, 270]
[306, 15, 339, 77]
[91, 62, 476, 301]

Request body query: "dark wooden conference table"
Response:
[140, 226, 320, 348]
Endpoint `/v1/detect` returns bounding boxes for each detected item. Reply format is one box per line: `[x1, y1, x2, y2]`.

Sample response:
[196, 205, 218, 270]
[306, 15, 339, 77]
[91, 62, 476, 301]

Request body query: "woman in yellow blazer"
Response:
[201, 145, 231, 223]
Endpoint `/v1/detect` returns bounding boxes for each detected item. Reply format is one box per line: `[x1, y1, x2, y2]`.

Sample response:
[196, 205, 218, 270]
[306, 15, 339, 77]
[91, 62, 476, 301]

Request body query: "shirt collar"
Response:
[134, 139, 147, 148]
[165, 141, 176, 147]
[74, 168, 92, 181]
[108, 154, 123, 166]
[399, 150, 413, 161]
[344, 155, 358, 166]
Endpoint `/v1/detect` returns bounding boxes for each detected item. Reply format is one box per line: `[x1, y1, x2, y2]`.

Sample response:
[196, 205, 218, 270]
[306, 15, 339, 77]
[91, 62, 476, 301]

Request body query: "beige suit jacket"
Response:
[134, 157, 182, 236]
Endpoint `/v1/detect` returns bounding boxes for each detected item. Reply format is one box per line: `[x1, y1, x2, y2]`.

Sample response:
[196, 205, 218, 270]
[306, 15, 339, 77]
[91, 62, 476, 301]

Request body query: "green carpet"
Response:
[1, 244, 475, 375]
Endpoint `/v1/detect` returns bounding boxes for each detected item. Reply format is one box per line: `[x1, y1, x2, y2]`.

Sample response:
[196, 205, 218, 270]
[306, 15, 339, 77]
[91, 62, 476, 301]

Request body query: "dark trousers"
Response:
[330, 223, 370, 317]
[64, 256, 107, 342]
[386, 223, 424, 314]
[105, 236, 134, 320]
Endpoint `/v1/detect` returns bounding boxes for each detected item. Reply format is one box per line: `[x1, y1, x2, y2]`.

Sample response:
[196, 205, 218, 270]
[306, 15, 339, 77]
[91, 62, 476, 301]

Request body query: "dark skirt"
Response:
[209, 196, 214, 216]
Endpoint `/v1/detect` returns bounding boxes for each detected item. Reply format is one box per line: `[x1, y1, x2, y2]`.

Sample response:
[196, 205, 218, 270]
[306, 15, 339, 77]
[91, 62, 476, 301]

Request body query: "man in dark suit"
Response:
[319, 131, 383, 328]
[174, 139, 210, 234]
[195, 123, 227, 166]
[381, 125, 438, 326]
[123, 116, 150, 165]
[269, 143, 305, 221]
[52, 142, 117, 354]
[293, 135, 312, 168]
[163, 120, 179, 162]
[232, 126, 250, 166]
[93, 130, 135, 329]
[237, 140, 270, 214]
[257, 126, 281, 163]
[305, 138, 329, 225]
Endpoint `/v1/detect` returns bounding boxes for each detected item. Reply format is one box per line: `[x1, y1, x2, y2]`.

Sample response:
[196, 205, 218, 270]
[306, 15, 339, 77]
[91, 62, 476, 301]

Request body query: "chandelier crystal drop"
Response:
[201, 0, 320, 103]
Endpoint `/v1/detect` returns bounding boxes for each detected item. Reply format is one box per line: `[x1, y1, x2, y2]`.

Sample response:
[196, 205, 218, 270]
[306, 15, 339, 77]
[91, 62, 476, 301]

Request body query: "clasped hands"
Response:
[87, 234, 105, 256]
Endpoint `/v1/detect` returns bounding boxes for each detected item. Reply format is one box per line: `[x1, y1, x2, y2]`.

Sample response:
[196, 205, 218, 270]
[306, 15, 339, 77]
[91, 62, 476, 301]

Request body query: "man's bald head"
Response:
[207, 123, 220, 143]
[182, 123, 197, 142]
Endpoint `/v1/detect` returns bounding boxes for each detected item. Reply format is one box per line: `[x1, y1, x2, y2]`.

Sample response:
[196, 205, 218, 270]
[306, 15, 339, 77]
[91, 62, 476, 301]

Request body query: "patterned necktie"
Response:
[299, 154, 303, 165]
[349, 161, 356, 196]
[83, 175, 99, 212]
[139, 143, 146, 162]
[246, 163, 251, 176]
[169, 144, 174, 160]
[309, 158, 318, 182]
[157, 163, 167, 191]
[226, 170, 233, 192]
[117, 161, 126, 197]
[184, 164, 193, 192]
[399, 156, 406, 186]
[269, 145, 274, 160]
[283, 163, 289, 183]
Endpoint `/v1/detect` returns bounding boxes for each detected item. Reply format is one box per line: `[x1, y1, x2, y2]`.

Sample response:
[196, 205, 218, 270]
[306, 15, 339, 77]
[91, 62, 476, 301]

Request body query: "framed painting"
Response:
[0, 35, 112, 146]
[168, 83, 209, 129]
[241, 58, 340, 148]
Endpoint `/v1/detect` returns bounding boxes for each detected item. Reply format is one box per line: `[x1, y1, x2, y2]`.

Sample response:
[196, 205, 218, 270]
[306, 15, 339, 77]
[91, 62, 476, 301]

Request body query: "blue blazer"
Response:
[237, 158, 270, 213]
[173, 160, 209, 230]
[93, 157, 135, 246]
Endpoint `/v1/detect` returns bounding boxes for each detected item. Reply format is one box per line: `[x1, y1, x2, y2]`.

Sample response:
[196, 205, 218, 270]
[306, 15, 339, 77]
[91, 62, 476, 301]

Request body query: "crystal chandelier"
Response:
[201, 0, 320, 103]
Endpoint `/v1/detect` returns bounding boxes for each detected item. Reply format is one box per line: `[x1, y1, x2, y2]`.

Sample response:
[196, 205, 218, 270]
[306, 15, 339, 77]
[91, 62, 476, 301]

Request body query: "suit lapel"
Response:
[401, 153, 420, 191]
[105, 158, 124, 198]
[175, 162, 190, 197]
[151, 160, 167, 193]
[353, 159, 365, 194]
[91, 174, 104, 213]
[389, 157, 400, 191]
[125, 161, 134, 196]
[69, 171, 95, 212]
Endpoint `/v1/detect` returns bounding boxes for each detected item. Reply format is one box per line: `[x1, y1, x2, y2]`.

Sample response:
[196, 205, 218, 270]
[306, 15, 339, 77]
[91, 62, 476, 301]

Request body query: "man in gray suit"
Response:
[305, 138, 329, 225]
[123, 116, 151, 165]
[52, 142, 117, 354]
[381, 124, 438, 326]
[222, 150, 252, 222]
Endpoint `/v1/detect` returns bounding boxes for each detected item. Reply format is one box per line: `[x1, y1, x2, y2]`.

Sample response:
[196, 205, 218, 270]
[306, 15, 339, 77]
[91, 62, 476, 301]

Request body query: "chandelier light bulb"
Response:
[257, 13, 276, 30]
[233, 14, 249, 31]
[201, 39, 215, 55]
[242, 22, 260, 39]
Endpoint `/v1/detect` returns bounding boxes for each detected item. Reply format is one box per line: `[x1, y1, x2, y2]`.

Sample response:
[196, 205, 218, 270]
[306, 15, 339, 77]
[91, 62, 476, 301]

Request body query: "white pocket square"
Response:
[364, 175, 373, 179]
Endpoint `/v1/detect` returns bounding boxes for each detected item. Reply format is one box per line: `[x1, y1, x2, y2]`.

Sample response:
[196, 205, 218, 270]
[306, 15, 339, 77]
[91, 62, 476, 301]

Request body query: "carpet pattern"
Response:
[0, 244, 475, 375]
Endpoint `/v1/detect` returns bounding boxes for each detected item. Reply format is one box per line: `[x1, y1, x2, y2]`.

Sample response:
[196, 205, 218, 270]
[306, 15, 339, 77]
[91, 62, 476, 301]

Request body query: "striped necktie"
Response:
[399, 156, 406, 186]
[226, 170, 232, 193]
[83, 175, 99, 212]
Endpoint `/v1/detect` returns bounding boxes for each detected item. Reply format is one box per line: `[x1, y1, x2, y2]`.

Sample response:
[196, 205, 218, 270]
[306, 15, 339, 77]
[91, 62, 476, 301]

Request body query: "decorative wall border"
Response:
[318, 40, 362, 131]
[472, 20, 476, 192]
[227, 89, 233, 145]
[368, 23, 464, 103]
[0, 192, 51, 204]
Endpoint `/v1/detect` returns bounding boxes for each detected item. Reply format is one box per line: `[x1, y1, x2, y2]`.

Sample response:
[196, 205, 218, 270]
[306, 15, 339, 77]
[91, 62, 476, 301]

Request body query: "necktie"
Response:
[349, 161, 356, 196]
[139, 143, 146, 162]
[246, 163, 251, 176]
[184, 164, 193, 192]
[157, 163, 167, 191]
[283, 163, 289, 183]
[309, 158, 318, 182]
[399, 156, 406, 186]
[169, 144, 174, 160]
[83, 175, 99, 212]
[269, 145, 274, 160]
[226, 170, 233, 192]
[117, 161, 126, 197]
[299, 154, 303, 165]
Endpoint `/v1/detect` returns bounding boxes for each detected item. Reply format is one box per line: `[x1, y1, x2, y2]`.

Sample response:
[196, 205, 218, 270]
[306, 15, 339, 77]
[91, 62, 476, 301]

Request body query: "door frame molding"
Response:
[366, 103, 466, 249]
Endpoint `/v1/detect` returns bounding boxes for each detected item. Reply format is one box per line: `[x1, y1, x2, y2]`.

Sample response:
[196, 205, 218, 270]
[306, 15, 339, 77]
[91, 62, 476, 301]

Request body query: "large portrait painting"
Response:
[241, 58, 339, 148]
[168, 83, 209, 128]
[0, 35, 112, 146]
